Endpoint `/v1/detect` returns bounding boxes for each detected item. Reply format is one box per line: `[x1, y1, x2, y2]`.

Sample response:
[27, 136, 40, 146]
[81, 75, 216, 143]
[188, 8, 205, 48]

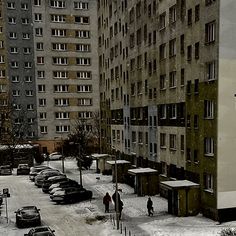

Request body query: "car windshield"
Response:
[34, 232, 53, 236]
[21, 209, 37, 215]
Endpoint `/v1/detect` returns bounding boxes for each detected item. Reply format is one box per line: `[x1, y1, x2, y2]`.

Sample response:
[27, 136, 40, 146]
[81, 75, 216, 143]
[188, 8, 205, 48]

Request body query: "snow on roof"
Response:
[160, 180, 199, 188]
[128, 167, 158, 175]
[0, 144, 34, 150]
[106, 160, 130, 165]
[91, 153, 110, 159]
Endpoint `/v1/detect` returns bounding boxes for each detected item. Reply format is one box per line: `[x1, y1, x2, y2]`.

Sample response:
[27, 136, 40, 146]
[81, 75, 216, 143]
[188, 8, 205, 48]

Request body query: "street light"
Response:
[111, 146, 119, 230]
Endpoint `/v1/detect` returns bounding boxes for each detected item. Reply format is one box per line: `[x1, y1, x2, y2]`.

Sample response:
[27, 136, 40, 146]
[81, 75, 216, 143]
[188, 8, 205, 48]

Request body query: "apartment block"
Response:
[98, 0, 236, 221]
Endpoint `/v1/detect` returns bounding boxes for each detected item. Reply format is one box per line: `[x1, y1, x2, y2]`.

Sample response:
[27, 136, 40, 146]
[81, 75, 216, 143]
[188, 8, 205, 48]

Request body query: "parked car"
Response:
[50, 187, 92, 204]
[48, 179, 80, 192]
[48, 152, 62, 161]
[24, 226, 55, 236]
[0, 192, 3, 206]
[42, 175, 68, 193]
[29, 166, 52, 181]
[15, 206, 41, 228]
[0, 165, 12, 175]
[35, 169, 64, 187]
[17, 164, 30, 175]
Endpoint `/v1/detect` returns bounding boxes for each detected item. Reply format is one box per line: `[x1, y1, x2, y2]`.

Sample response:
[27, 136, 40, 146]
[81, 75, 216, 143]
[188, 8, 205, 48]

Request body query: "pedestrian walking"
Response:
[118, 199, 123, 220]
[103, 192, 111, 213]
[112, 190, 121, 212]
[147, 197, 154, 216]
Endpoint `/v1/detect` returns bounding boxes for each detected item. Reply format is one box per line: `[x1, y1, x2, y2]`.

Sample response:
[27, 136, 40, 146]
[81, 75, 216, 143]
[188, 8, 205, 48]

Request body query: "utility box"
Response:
[160, 180, 200, 217]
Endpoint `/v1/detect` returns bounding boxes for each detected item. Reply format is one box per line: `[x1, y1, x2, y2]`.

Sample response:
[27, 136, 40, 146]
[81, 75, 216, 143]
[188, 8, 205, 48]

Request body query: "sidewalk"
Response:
[51, 160, 236, 236]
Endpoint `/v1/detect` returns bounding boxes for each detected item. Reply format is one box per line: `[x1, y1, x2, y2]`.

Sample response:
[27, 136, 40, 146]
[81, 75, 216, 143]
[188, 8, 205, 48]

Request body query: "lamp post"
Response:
[112, 146, 119, 230]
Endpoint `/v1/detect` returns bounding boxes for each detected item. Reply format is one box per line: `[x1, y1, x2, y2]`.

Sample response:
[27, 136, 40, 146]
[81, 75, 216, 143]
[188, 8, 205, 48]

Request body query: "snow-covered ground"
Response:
[1, 159, 236, 236]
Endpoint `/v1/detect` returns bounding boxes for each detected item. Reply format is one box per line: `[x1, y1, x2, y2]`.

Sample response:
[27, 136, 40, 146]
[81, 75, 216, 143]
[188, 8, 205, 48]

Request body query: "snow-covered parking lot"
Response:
[1, 159, 236, 236]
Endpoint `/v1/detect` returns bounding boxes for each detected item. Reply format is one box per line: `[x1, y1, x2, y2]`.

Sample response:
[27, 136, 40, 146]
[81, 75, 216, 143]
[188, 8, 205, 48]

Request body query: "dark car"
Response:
[0, 165, 12, 175]
[15, 206, 41, 228]
[50, 187, 92, 204]
[24, 226, 55, 236]
[0, 192, 3, 206]
[34, 169, 63, 187]
[17, 164, 30, 175]
[42, 175, 68, 193]
[29, 166, 52, 181]
[48, 179, 80, 193]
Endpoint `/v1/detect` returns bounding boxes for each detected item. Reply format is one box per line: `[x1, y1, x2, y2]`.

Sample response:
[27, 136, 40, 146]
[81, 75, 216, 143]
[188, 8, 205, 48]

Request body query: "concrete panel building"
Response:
[98, 0, 236, 221]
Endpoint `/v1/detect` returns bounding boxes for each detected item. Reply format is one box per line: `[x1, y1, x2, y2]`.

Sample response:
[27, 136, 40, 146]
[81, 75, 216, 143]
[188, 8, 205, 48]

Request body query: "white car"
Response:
[48, 152, 62, 160]
[49, 187, 63, 195]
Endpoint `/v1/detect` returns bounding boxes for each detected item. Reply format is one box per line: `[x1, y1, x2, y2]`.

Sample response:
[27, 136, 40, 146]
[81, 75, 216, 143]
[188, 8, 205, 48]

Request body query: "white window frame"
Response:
[169, 71, 177, 88]
[56, 125, 70, 133]
[78, 98, 92, 106]
[52, 43, 67, 51]
[54, 85, 69, 92]
[51, 14, 66, 23]
[204, 100, 214, 119]
[169, 104, 177, 119]
[38, 98, 46, 106]
[160, 104, 166, 119]
[50, 0, 66, 8]
[77, 71, 91, 79]
[76, 57, 91, 65]
[169, 134, 177, 150]
[77, 85, 92, 93]
[204, 173, 213, 192]
[205, 21, 216, 43]
[34, 13, 42, 22]
[52, 57, 68, 65]
[74, 2, 89, 10]
[204, 137, 214, 156]
[76, 30, 90, 38]
[206, 61, 216, 81]
[55, 112, 69, 119]
[54, 98, 69, 106]
[40, 126, 48, 134]
[25, 76, 32, 82]
[53, 71, 68, 79]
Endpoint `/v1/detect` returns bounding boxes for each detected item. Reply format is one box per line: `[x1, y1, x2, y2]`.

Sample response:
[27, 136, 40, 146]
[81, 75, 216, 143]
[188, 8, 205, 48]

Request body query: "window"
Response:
[25, 90, 33, 96]
[160, 104, 166, 119]
[194, 79, 199, 93]
[23, 47, 31, 54]
[22, 33, 30, 39]
[77, 71, 91, 79]
[160, 133, 166, 148]
[7, 2, 15, 9]
[136, 1, 141, 18]
[75, 16, 89, 24]
[76, 58, 91, 65]
[39, 112, 46, 120]
[74, 2, 89, 10]
[169, 39, 176, 57]
[194, 115, 199, 128]
[181, 68, 185, 86]
[78, 111, 92, 119]
[36, 42, 44, 50]
[204, 137, 214, 156]
[37, 71, 45, 79]
[204, 173, 213, 192]
[56, 125, 70, 133]
[169, 5, 176, 24]
[12, 90, 20, 96]
[159, 43, 166, 60]
[21, 3, 28, 10]
[52, 43, 67, 51]
[34, 0, 41, 6]
[205, 0, 216, 6]
[11, 75, 19, 82]
[8, 17, 16, 24]
[51, 14, 66, 23]
[204, 100, 214, 118]
[159, 12, 166, 30]
[169, 134, 177, 150]
[195, 42, 199, 59]
[136, 28, 142, 45]
[181, 135, 184, 151]
[205, 21, 216, 43]
[37, 57, 44, 64]
[132, 131, 136, 143]
[51, 29, 66, 37]
[77, 85, 92, 92]
[180, 34, 185, 54]
[187, 45, 192, 61]
[53, 71, 68, 79]
[0, 70, 5, 78]
[54, 98, 69, 106]
[40, 126, 47, 133]
[76, 44, 90, 52]
[25, 76, 32, 82]
[9, 32, 17, 39]
[187, 9, 192, 25]
[22, 18, 30, 24]
[54, 85, 69, 92]
[78, 98, 92, 106]
[0, 55, 5, 63]
[169, 104, 177, 119]
[35, 28, 43, 36]
[38, 84, 46, 92]
[160, 74, 166, 90]
[24, 62, 32, 68]
[38, 98, 46, 106]
[206, 61, 216, 81]
[11, 61, 19, 68]
[195, 4, 200, 22]
[52, 57, 68, 65]
[34, 13, 42, 22]
[187, 148, 191, 161]
[55, 112, 69, 119]
[169, 71, 176, 88]
[50, 0, 66, 8]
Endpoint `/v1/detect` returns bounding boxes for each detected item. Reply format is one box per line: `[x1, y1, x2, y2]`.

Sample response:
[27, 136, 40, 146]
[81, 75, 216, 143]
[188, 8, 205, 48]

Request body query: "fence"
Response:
[110, 214, 136, 236]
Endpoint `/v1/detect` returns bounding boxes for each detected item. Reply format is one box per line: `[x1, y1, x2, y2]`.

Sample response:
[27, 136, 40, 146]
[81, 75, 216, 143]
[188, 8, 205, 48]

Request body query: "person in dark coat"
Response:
[118, 199, 123, 220]
[103, 192, 111, 213]
[112, 190, 121, 212]
[147, 197, 153, 216]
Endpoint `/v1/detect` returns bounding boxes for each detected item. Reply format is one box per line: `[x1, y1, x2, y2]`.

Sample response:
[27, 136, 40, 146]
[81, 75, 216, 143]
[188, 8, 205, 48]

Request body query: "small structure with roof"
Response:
[160, 180, 200, 217]
[91, 153, 112, 174]
[128, 167, 159, 196]
[106, 160, 131, 183]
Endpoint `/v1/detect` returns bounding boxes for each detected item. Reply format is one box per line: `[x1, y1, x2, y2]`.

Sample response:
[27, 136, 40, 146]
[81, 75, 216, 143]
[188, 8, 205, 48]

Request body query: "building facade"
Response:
[0, 0, 99, 153]
[98, 0, 236, 221]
